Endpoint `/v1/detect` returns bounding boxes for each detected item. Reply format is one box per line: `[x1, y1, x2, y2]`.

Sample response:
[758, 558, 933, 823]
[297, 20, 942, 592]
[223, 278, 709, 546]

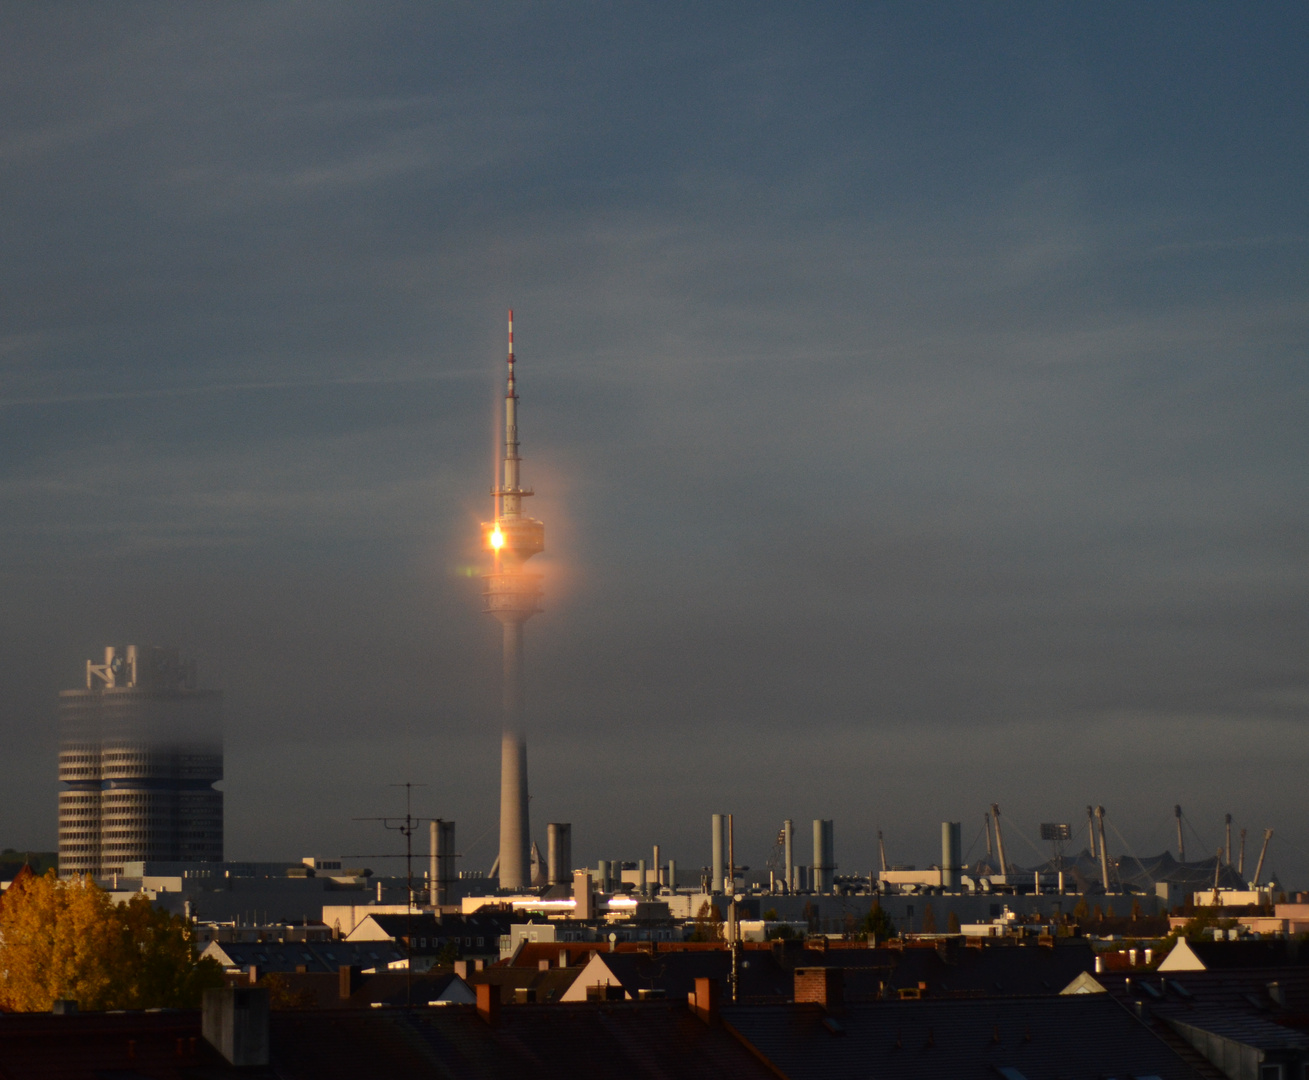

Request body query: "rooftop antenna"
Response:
[1224, 814, 1232, 867]
[354, 782, 431, 1008]
[877, 829, 888, 875]
[1174, 805, 1185, 862]
[1238, 827, 1247, 877]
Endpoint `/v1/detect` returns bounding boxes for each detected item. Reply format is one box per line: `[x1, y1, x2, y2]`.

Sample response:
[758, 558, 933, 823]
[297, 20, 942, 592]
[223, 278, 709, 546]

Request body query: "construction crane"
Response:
[1239, 828, 1247, 877]
[1225, 814, 1233, 866]
[1252, 828, 1274, 887]
[1174, 805, 1185, 862]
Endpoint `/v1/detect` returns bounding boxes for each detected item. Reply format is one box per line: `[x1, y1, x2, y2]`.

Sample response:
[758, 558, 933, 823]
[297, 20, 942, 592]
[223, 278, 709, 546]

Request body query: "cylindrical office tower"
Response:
[941, 822, 962, 890]
[58, 646, 222, 878]
[547, 823, 572, 886]
[812, 819, 834, 894]
[482, 311, 545, 892]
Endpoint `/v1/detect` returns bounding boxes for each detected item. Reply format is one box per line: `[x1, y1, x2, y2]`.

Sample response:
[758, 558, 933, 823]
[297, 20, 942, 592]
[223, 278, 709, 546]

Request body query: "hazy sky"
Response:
[2, 4, 1306, 886]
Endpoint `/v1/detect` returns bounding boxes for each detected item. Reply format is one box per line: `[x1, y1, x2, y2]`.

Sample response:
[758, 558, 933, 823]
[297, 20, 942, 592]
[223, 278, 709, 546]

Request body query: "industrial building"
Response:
[58, 645, 223, 877]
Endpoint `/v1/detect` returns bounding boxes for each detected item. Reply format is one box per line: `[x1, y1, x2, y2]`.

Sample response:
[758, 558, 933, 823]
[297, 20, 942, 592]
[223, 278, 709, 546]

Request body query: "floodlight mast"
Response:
[482, 310, 545, 892]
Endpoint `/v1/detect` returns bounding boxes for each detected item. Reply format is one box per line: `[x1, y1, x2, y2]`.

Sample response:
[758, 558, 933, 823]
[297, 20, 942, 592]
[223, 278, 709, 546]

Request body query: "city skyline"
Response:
[0, 5, 1306, 885]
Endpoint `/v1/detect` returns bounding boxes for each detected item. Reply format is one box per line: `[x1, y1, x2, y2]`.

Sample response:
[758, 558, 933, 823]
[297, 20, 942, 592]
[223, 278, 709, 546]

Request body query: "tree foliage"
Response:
[0, 870, 223, 1012]
[689, 900, 724, 942]
[862, 901, 897, 941]
[921, 903, 937, 934]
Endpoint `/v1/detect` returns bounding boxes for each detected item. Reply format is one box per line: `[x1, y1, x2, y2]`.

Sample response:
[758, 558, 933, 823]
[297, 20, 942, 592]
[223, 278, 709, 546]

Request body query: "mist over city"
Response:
[2, 4, 1306, 891]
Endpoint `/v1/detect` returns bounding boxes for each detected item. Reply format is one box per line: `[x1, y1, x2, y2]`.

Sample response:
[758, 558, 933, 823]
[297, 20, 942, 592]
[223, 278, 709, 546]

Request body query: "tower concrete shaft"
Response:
[482, 310, 544, 891]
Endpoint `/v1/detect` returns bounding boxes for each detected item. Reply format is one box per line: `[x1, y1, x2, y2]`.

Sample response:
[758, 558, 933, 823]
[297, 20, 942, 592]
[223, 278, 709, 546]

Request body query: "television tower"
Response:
[482, 310, 544, 891]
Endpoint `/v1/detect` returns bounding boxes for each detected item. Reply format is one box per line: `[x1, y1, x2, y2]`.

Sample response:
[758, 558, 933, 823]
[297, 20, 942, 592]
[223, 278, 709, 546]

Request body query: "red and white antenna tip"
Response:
[507, 309, 514, 357]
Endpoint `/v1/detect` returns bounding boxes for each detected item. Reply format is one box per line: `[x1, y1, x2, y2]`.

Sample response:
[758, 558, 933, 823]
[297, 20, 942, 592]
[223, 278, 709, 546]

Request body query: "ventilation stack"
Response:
[941, 822, 961, 890]
[812, 819, 834, 894]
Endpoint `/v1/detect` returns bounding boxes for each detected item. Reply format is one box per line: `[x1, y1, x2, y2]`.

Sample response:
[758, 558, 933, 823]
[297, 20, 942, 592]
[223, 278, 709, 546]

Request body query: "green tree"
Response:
[862, 901, 897, 942]
[0, 869, 222, 1012]
[112, 893, 224, 1009]
[1073, 897, 1090, 921]
[690, 900, 723, 942]
[921, 903, 937, 934]
[947, 911, 961, 934]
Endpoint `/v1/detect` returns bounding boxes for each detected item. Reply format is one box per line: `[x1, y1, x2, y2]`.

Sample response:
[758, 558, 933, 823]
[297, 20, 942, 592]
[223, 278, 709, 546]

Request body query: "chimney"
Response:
[689, 976, 720, 1023]
[476, 982, 500, 1025]
[247, 965, 258, 986]
[202, 988, 269, 1067]
[453, 960, 469, 979]
[339, 965, 361, 1000]
[794, 967, 844, 1010]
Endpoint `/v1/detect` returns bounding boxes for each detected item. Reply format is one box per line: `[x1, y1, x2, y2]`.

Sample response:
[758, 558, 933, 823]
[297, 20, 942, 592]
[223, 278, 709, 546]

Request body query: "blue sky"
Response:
[2, 3, 1306, 884]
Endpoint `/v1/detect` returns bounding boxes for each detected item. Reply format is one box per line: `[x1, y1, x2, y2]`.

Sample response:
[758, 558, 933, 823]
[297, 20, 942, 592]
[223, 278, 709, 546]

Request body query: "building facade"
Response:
[58, 645, 223, 877]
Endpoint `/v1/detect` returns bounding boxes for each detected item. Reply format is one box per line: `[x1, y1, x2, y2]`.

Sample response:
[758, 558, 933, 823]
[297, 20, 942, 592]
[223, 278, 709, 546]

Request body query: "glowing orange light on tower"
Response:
[490, 526, 505, 550]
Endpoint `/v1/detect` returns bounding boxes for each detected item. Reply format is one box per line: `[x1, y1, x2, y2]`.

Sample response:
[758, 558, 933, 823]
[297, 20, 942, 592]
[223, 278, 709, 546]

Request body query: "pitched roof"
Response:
[0, 1003, 780, 1079]
[723, 995, 1206, 1080]
[202, 939, 405, 973]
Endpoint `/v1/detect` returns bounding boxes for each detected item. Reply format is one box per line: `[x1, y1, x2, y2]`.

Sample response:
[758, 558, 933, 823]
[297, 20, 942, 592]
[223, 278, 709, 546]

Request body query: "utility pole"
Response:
[728, 813, 740, 1003]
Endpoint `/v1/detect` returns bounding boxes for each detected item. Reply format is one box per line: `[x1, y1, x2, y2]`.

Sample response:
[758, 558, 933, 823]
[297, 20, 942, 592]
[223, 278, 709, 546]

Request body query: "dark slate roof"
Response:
[466, 965, 588, 1004]
[587, 948, 795, 1003]
[260, 969, 473, 1009]
[577, 940, 1098, 1004]
[0, 1004, 780, 1080]
[1180, 939, 1309, 969]
[208, 939, 405, 972]
[0, 1009, 227, 1079]
[723, 995, 1207, 1080]
[1094, 966, 1309, 1056]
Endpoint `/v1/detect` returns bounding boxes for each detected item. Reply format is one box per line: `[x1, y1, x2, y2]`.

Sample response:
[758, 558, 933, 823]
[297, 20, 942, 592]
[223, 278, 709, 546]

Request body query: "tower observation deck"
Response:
[481, 310, 544, 891]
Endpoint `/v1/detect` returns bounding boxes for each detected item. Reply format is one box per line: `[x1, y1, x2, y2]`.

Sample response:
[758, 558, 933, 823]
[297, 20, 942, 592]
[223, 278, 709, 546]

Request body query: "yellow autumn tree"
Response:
[0, 869, 222, 1012]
